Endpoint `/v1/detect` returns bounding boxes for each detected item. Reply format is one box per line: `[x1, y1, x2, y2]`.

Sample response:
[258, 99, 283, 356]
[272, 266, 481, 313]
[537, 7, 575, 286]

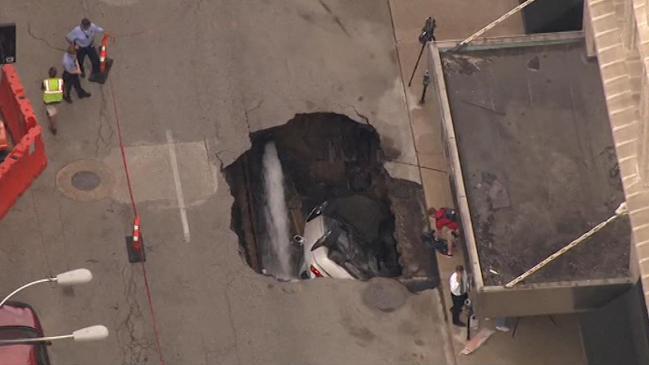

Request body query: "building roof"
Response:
[440, 39, 631, 286]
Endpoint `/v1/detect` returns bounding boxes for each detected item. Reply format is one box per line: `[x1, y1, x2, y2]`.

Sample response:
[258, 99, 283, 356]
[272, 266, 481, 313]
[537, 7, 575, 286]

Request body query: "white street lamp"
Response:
[55, 268, 93, 286]
[0, 269, 93, 307]
[0, 325, 109, 345]
[72, 325, 110, 342]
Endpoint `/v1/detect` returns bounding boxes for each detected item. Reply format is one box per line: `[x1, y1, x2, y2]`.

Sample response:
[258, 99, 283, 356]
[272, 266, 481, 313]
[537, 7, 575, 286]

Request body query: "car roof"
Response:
[0, 303, 45, 365]
[0, 303, 39, 328]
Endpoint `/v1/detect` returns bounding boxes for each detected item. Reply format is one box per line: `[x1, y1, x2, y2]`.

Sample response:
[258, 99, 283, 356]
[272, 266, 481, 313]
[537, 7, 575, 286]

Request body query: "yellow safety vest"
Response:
[43, 78, 63, 104]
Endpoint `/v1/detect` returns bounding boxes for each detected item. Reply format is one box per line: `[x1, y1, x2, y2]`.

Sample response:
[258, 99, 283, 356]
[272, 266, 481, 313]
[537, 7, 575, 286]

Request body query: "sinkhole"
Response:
[224, 113, 439, 291]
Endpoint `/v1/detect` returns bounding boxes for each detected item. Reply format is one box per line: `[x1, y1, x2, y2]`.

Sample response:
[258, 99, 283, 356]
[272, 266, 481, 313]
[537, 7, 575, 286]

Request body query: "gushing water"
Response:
[262, 142, 293, 280]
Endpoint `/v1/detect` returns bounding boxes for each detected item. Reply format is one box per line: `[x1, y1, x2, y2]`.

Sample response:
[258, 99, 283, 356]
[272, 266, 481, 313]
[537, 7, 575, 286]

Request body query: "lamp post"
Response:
[0, 325, 109, 345]
[0, 269, 108, 347]
[0, 269, 93, 307]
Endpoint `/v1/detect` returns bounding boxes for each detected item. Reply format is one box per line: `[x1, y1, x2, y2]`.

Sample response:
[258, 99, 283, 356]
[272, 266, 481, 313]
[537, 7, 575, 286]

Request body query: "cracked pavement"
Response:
[0, 1, 450, 364]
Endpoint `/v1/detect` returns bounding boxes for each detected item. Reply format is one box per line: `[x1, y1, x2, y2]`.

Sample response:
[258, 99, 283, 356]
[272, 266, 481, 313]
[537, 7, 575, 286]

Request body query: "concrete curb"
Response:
[433, 287, 458, 365]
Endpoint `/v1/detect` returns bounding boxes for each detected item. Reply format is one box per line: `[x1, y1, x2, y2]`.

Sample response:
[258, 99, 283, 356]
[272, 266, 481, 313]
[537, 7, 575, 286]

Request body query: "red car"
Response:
[0, 302, 51, 365]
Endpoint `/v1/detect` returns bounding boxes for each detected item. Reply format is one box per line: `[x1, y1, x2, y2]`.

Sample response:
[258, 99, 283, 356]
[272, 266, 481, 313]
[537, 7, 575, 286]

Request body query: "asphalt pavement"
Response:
[0, 1, 450, 364]
[1, 1, 595, 364]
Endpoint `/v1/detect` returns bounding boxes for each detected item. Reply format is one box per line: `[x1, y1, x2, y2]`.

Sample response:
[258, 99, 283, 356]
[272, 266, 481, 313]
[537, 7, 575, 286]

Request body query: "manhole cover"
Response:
[71, 171, 101, 191]
[56, 160, 113, 201]
[361, 278, 409, 312]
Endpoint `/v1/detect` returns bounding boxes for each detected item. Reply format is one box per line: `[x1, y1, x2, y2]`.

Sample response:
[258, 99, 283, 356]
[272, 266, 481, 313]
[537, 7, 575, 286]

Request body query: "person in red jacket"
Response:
[430, 207, 460, 235]
[428, 207, 460, 256]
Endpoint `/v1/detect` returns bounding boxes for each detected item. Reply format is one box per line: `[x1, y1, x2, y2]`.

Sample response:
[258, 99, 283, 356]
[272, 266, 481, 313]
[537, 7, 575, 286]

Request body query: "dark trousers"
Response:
[451, 293, 468, 323]
[77, 45, 100, 76]
[62, 71, 88, 98]
[422, 232, 449, 256]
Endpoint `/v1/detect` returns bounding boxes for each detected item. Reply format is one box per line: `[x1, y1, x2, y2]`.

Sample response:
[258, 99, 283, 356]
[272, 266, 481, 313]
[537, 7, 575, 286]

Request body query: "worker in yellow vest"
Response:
[42, 67, 63, 135]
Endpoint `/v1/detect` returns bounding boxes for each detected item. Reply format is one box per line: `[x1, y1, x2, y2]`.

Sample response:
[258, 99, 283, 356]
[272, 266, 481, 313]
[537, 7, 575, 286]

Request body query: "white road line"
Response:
[166, 130, 191, 243]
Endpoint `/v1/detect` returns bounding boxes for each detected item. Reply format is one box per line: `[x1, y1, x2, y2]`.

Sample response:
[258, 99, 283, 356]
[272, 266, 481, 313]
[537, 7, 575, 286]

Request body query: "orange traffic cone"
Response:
[125, 215, 146, 263]
[132, 216, 142, 251]
[99, 34, 109, 74]
[89, 34, 113, 84]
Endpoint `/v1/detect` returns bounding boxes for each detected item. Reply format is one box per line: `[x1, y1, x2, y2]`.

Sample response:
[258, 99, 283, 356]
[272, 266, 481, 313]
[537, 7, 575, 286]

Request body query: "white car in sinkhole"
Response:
[296, 195, 402, 280]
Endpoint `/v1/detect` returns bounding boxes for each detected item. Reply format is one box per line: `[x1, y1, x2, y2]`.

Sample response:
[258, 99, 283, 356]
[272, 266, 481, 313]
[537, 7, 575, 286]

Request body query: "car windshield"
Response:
[0, 326, 39, 340]
[318, 194, 401, 278]
[320, 220, 377, 280]
[326, 195, 386, 242]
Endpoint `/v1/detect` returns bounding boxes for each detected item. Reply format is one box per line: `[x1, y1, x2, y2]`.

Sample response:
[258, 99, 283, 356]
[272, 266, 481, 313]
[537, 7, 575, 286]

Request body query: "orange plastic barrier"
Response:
[0, 65, 47, 219]
[0, 121, 8, 151]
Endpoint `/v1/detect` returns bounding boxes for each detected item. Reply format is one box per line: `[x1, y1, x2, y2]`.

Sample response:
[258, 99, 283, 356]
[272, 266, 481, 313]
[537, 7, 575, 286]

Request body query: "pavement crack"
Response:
[111, 0, 200, 39]
[116, 265, 154, 365]
[55, 197, 69, 267]
[26, 23, 65, 52]
[245, 99, 264, 114]
[331, 102, 373, 127]
[28, 192, 53, 275]
[243, 98, 264, 132]
[317, 0, 333, 14]
[350, 105, 371, 126]
[224, 275, 242, 365]
[332, 16, 351, 37]
[389, 159, 448, 174]
[317, 0, 351, 37]
[95, 89, 115, 156]
[214, 150, 230, 170]
[243, 108, 252, 134]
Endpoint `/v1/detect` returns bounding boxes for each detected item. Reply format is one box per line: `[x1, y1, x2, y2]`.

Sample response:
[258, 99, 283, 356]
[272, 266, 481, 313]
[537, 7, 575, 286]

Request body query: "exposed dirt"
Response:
[224, 113, 439, 290]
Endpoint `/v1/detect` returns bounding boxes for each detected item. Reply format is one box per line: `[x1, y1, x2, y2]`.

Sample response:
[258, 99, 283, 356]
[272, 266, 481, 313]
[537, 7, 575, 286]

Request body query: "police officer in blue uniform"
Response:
[65, 18, 105, 79]
[62, 45, 91, 103]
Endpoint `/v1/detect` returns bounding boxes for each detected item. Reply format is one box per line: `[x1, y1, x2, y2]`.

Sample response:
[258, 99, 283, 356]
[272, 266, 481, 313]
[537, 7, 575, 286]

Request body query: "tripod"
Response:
[408, 17, 436, 87]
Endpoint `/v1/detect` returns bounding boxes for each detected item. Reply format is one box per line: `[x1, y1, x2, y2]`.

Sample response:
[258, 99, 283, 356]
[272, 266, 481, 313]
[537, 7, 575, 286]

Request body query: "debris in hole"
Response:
[224, 113, 439, 291]
[300, 195, 400, 280]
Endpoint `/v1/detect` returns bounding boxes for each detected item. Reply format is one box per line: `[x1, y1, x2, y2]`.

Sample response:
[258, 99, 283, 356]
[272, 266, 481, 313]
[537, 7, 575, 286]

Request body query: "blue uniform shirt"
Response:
[62, 52, 79, 73]
[66, 23, 104, 48]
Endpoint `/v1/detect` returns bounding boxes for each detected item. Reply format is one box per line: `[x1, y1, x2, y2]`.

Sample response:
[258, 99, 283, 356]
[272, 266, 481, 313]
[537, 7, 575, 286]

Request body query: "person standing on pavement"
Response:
[450, 265, 469, 327]
[41, 67, 64, 134]
[65, 18, 104, 79]
[62, 46, 91, 103]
